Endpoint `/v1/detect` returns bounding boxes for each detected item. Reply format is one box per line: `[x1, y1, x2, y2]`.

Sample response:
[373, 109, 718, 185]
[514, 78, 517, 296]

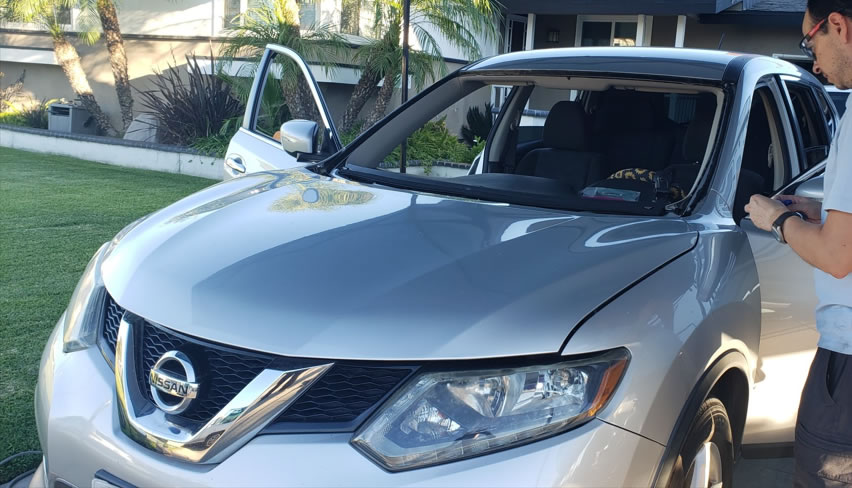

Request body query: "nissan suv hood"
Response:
[102, 170, 697, 360]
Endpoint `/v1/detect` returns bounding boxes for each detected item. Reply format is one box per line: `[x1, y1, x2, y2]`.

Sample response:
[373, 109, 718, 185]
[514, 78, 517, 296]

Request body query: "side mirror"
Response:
[796, 175, 824, 201]
[279, 120, 318, 155]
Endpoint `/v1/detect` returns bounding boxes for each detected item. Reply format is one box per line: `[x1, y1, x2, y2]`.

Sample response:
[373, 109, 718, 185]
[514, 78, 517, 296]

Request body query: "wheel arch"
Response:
[652, 349, 750, 488]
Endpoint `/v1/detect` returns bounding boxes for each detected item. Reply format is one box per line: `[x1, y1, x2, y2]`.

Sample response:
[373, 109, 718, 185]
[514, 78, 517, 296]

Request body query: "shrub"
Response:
[190, 116, 243, 157]
[461, 103, 492, 145]
[343, 118, 482, 171]
[136, 53, 244, 147]
[0, 99, 53, 129]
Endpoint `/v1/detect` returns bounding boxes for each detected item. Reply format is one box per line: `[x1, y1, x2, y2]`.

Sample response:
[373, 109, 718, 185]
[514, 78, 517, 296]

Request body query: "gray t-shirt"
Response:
[813, 93, 852, 354]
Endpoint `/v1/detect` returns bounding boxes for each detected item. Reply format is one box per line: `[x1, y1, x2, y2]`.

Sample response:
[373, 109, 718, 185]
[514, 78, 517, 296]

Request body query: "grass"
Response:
[0, 147, 213, 483]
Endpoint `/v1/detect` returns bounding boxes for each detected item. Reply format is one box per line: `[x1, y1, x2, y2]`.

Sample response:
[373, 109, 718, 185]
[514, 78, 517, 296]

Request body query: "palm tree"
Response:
[221, 0, 345, 123]
[339, 0, 501, 134]
[75, 0, 134, 130]
[1, 0, 116, 135]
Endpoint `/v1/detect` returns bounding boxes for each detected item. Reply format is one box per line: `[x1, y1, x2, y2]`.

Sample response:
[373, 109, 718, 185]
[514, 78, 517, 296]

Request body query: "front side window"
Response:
[251, 51, 332, 156]
[343, 75, 723, 217]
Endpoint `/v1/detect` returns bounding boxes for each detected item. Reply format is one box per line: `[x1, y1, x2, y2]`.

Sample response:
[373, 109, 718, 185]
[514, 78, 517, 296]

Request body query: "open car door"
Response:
[224, 44, 341, 179]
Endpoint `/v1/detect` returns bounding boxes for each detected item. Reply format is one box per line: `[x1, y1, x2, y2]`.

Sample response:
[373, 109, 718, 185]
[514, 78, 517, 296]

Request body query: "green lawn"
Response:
[0, 147, 213, 482]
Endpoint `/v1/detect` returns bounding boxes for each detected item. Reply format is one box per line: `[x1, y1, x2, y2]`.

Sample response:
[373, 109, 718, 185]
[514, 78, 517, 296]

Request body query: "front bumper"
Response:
[34, 318, 664, 488]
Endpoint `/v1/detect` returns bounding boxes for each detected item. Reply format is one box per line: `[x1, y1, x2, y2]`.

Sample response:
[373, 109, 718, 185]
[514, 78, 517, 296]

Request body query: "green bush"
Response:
[0, 99, 53, 129]
[0, 110, 25, 126]
[190, 116, 242, 157]
[384, 118, 481, 169]
[461, 103, 493, 145]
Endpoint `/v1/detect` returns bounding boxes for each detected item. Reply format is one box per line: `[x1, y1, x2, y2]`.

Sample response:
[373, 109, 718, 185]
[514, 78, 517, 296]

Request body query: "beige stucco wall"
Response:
[1, 31, 221, 129]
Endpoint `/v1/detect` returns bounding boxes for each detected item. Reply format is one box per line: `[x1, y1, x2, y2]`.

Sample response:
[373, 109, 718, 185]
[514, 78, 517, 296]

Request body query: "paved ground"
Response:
[1, 457, 795, 487]
[734, 456, 795, 486]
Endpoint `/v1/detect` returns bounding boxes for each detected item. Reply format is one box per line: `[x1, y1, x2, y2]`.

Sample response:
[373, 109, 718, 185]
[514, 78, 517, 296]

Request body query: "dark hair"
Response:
[807, 0, 852, 22]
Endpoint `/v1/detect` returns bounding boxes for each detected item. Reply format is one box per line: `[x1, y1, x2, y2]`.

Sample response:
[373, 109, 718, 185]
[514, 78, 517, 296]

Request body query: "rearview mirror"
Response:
[279, 120, 318, 155]
[795, 175, 824, 201]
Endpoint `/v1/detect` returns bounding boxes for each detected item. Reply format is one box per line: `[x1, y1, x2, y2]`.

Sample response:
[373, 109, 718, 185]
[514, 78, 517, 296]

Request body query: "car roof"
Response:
[463, 47, 763, 82]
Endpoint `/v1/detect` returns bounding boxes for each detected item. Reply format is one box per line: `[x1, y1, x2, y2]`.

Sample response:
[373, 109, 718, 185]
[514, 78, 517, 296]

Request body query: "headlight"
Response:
[352, 349, 629, 471]
[62, 242, 109, 352]
[62, 215, 149, 353]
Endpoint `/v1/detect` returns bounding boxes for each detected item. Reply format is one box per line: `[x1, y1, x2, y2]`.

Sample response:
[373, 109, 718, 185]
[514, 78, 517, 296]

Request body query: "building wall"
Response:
[650, 15, 678, 46]
[683, 17, 802, 57]
[533, 15, 578, 49]
[1, 31, 220, 129]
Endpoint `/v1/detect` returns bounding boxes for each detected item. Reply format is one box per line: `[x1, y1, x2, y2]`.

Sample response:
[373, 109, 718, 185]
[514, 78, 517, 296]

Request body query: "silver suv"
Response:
[34, 47, 833, 488]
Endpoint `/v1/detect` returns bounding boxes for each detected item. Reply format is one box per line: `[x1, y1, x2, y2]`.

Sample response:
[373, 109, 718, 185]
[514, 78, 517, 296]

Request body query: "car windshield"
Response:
[342, 74, 723, 216]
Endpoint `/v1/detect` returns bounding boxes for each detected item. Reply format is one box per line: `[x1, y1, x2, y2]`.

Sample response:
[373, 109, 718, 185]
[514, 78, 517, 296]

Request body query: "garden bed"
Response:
[0, 125, 224, 180]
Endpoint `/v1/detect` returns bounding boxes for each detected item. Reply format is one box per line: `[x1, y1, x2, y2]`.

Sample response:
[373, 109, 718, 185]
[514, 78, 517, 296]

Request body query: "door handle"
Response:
[225, 155, 246, 174]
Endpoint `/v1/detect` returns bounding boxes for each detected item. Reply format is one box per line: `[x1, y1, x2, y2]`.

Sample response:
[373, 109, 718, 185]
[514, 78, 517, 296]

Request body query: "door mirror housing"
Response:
[280, 120, 318, 155]
[796, 175, 824, 201]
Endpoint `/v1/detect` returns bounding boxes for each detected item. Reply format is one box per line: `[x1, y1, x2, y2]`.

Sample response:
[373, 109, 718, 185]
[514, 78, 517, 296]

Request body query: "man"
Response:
[744, 1, 852, 485]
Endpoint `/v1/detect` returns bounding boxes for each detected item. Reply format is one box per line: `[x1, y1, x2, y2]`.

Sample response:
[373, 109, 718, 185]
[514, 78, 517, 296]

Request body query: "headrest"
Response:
[542, 101, 588, 150]
[682, 99, 717, 163]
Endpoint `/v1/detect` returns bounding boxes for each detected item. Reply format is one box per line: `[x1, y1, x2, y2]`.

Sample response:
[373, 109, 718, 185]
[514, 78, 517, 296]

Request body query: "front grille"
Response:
[102, 294, 125, 353]
[101, 294, 415, 431]
[137, 321, 273, 424]
[275, 365, 412, 428]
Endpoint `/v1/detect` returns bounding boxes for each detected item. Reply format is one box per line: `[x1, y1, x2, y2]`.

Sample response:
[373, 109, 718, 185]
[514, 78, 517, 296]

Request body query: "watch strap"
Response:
[772, 211, 800, 243]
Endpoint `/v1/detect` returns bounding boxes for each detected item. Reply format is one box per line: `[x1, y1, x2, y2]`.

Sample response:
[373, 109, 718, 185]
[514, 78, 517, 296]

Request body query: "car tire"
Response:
[667, 398, 734, 488]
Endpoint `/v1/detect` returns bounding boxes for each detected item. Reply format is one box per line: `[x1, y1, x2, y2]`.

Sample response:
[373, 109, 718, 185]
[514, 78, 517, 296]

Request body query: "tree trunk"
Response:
[97, 0, 133, 131]
[52, 33, 116, 136]
[364, 70, 395, 129]
[340, 0, 360, 35]
[339, 69, 379, 134]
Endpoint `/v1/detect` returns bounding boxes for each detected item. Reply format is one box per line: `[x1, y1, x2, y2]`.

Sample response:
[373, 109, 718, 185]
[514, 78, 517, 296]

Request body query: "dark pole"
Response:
[400, 0, 410, 173]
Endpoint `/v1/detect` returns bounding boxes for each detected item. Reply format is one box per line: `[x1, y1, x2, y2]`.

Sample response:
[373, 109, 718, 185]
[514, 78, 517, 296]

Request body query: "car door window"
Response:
[814, 87, 840, 136]
[740, 85, 793, 195]
[784, 81, 831, 170]
[250, 50, 337, 158]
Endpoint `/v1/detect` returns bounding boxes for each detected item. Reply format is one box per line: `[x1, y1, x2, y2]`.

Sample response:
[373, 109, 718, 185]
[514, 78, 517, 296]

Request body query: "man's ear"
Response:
[829, 11, 852, 43]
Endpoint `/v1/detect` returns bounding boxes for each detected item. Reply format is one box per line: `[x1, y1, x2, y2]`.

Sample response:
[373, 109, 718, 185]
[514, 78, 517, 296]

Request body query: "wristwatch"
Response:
[771, 211, 804, 244]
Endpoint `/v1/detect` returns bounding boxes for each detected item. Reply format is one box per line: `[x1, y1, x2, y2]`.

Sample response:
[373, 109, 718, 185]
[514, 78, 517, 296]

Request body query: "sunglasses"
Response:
[800, 17, 827, 59]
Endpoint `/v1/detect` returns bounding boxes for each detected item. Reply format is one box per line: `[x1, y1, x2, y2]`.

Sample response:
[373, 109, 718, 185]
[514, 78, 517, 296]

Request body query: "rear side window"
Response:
[785, 81, 831, 170]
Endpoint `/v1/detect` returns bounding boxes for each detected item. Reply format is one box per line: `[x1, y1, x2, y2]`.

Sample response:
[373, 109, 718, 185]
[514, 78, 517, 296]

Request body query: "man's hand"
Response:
[775, 194, 822, 223]
[744, 194, 788, 231]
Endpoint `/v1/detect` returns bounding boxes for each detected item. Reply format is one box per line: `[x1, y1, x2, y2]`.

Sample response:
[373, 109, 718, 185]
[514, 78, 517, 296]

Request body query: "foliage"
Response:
[220, 0, 345, 76]
[0, 99, 55, 129]
[190, 115, 243, 157]
[0, 71, 26, 105]
[136, 53, 244, 146]
[461, 103, 493, 145]
[382, 118, 483, 173]
[343, 118, 483, 169]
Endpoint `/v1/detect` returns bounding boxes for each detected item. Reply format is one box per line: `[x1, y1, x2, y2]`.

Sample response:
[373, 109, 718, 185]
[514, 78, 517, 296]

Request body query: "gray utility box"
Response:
[48, 103, 99, 135]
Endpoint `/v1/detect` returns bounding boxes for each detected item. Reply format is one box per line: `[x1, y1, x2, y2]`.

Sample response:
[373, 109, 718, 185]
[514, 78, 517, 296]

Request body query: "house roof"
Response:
[746, 0, 806, 12]
[499, 0, 743, 16]
[698, 0, 805, 26]
[498, 0, 805, 16]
